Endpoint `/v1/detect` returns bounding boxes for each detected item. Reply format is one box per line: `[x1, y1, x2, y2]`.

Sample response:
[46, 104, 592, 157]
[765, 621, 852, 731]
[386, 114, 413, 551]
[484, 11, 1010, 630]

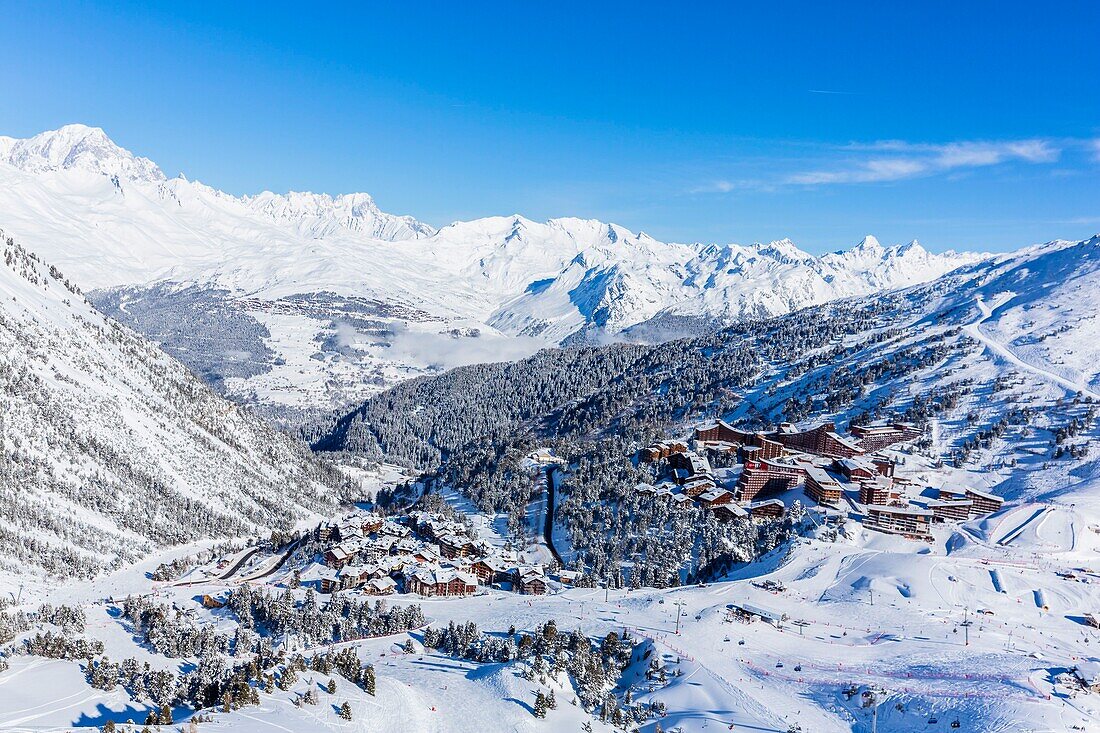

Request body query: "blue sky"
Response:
[1, 2, 1098, 253]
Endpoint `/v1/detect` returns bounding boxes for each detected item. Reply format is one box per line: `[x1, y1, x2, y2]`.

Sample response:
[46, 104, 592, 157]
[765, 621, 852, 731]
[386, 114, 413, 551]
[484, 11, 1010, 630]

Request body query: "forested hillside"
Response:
[0, 232, 345, 585]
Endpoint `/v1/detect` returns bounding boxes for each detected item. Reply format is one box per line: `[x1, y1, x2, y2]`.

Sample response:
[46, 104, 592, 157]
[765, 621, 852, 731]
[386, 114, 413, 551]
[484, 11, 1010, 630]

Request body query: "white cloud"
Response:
[1091, 139, 1100, 163]
[785, 138, 1061, 186]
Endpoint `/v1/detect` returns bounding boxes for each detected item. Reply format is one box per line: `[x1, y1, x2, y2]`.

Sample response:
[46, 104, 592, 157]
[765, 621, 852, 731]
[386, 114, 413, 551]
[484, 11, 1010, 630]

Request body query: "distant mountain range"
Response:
[0, 125, 987, 415]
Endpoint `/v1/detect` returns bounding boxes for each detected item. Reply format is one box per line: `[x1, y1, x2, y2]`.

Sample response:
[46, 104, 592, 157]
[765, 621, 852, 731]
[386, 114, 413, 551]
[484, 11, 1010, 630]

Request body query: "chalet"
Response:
[364, 577, 397, 596]
[640, 441, 688, 462]
[849, 422, 923, 452]
[201, 594, 226, 609]
[668, 451, 712, 478]
[318, 521, 335, 542]
[379, 520, 410, 538]
[681, 474, 716, 497]
[324, 542, 360, 569]
[857, 476, 899, 506]
[337, 565, 370, 590]
[412, 546, 442, 565]
[864, 504, 934, 540]
[471, 557, 511, 585]
[804, 466, 844, 507]
[360, 513, 385, 534]
[406, 567, 478, 597]
[746, 498, 786, 519]
[558, 569, 581, 586]
[713, 503, 749, 522]
[516, 567, 548, 595]
[438, 533, 476, 560]
[926, 498, 973, 522]
[964, 488, 1004, 516]
[697, 488, 734, 509]
[319, 569, 339, 594]
[671, 493, 693, 509]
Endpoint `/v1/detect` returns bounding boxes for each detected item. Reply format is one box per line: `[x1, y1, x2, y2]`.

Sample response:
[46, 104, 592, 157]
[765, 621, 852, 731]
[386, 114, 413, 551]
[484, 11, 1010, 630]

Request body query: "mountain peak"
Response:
[855, 234, 883, 251]
[1, 124, 166, 182]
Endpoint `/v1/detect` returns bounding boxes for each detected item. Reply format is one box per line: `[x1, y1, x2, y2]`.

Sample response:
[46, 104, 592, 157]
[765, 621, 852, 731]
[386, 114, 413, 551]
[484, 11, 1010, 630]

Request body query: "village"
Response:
[286, 506, 570, 600]
[293, 417, 1007, 606]
[637, 419, 1005, 542]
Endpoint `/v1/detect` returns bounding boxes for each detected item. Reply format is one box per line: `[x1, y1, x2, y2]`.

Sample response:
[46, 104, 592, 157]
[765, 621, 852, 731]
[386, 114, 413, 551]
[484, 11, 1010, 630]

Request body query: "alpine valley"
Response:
[2, 125, 1100, 733]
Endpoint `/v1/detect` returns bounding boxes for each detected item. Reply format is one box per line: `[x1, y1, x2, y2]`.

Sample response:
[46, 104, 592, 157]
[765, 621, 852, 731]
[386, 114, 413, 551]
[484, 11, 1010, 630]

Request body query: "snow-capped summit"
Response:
[241, 190, 435, 240]
[0, 123, 991, 410]
[0, 123, 166, 182]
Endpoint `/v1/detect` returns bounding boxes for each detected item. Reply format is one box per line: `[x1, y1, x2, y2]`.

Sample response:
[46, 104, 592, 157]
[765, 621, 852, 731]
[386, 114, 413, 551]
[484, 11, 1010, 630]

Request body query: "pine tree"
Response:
[101, 723, 116, 733]
[327, 678, 337, 695]
[339, 701, 353, 720]
[533, 691, 548, 718]
[363, 664, 376, 696]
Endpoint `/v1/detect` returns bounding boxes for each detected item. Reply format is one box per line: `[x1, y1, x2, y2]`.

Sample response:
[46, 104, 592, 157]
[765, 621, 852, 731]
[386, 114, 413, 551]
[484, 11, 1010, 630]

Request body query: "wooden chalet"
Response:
[834, 457, 878, 482]
[364, 577, 397, 596]
[713, 503, 749, 521]
[516, 567, 548, 595]
[746, 498, 786, 519]
[697, 488, 734, 509]
[406, 567, 478, 597]
[471, 557, 510, 585]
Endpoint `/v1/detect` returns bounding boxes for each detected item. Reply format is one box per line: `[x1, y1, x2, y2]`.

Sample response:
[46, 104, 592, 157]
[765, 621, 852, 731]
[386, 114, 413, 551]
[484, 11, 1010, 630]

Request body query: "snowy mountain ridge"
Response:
[0, 125, 986, 413]
[0, 230, 343, 585]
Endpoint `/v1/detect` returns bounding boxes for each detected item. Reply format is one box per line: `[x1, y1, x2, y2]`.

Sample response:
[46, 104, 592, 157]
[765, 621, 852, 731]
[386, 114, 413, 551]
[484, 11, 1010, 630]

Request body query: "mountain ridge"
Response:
[0, 125, 988, 414]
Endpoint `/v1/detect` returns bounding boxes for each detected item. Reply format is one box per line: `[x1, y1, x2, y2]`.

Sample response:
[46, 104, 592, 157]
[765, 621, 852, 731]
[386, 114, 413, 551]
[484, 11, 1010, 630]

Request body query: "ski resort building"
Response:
[516, 567, 548, 595]
[849, 422, 923, 452]
[864, 505, 934, 540]
[964, 487, 1004, 516]
[770, 422, 864, 459]
[735, 459, 806, 502]
[406, 567, 478, 597]
[857, 477, 900, 506]
[804, 466, 844, 507]
[697, 488, 734, 509]
[745, 499, 786, 519]
[926, 498, 973, 522]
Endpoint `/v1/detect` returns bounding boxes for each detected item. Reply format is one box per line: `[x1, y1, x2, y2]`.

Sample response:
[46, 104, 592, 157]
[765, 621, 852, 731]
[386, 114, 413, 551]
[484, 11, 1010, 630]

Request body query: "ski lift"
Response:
[723, 636, 730, 642]
[794, 664, 802, 672]
[928, 717, 938, 724]
[738, 639, 745, 646]
[951, 720, 960, 729]
[776, 661, 783, 668]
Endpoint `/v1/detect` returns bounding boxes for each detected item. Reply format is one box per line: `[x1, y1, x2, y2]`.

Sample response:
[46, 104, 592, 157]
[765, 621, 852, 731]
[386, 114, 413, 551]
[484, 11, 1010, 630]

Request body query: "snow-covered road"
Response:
[964, 296, 1100, 400]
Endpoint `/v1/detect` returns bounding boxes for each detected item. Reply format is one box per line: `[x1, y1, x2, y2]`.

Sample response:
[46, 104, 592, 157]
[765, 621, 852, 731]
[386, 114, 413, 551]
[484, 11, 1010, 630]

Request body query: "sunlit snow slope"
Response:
[0, 125, 984, 414]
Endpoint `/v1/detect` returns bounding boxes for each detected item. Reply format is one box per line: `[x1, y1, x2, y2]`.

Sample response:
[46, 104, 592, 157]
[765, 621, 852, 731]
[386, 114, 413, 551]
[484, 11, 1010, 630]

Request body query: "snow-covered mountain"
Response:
[0, 230, 343, 587]
[0, 125, 985, 414]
